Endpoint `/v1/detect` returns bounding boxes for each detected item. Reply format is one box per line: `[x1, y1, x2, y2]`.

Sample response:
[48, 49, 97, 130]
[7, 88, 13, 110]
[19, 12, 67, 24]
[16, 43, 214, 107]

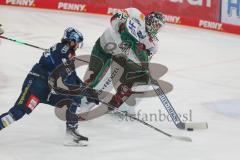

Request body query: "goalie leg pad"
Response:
[88, 38, 112, 84]
[121, 61, 150, 86]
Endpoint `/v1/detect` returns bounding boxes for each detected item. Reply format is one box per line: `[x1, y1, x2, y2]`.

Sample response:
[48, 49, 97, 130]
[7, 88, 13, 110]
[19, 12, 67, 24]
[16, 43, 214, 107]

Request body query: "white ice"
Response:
[0, 6, 240, 160]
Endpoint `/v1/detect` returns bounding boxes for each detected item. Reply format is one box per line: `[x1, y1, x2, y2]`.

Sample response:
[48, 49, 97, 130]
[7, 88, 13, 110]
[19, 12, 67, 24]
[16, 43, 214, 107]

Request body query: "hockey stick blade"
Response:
[172, 136, 192, 142]
[113, 108, 192, 142]
[184, 122, 208, 130]
[150, 78, 208, 130]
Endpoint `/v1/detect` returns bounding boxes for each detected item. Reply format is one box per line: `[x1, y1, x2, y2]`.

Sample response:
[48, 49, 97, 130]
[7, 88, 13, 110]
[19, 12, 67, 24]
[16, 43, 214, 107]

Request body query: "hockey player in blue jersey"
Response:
[0, 27, 99, 146]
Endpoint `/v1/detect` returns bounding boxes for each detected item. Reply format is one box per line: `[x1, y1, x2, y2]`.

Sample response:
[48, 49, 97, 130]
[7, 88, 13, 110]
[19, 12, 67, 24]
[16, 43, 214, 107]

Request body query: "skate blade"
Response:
[63, 140, 88, 147]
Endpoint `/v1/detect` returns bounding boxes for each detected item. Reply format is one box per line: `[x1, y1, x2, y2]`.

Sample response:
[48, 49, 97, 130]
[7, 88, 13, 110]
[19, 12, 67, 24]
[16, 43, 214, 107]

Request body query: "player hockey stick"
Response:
[100, 99, 192, 142]
[143, 53, 208, 130]
[51, 83, 192, 142]
[0, 35, 90, 64]
[0, 35, 47, 51]
[127, 54, 208, 130]
[150, 78, 208, 130]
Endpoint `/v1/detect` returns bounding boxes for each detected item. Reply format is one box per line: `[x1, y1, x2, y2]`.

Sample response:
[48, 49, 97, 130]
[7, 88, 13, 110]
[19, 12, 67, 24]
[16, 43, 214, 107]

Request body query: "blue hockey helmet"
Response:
[63, 27, 83, 47]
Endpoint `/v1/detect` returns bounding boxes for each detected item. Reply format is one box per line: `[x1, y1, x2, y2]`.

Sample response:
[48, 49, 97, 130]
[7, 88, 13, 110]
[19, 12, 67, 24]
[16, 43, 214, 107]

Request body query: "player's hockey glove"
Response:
[81, 87, 99, 105]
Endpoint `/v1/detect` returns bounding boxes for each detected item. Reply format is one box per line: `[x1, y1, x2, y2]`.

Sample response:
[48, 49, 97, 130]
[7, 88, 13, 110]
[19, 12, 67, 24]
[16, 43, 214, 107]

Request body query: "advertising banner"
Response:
[132, 0, 221, 21]
[0, 0, 240, 34]
[0, 0, 221, 21]
[221, 0, 240, 25]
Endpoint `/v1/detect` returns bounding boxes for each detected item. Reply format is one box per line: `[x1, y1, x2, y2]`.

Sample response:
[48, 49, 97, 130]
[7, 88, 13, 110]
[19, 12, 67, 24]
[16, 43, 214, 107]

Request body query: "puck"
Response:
[187, 128, 194, 131]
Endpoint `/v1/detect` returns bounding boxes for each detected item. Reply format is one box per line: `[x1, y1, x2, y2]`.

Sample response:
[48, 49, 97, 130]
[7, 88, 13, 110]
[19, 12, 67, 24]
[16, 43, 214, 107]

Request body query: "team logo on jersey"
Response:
[137, 31, 147, 39]
[26, 95, 40, 111]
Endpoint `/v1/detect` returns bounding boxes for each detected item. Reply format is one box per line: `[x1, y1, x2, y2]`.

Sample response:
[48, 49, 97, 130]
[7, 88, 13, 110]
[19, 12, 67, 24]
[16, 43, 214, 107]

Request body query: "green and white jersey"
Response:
[100, 8, 158, 64]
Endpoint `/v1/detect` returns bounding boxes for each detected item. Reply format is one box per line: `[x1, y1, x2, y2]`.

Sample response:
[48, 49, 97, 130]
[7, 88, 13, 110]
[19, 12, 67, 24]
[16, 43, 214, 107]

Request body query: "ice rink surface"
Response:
[0, 6, 240, 160]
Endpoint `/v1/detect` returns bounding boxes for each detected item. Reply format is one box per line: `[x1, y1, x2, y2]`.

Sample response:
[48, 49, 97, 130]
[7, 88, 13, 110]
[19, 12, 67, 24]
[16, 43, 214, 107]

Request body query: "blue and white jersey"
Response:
[39, 43, 71, 73]
[39, 42, 83, 86]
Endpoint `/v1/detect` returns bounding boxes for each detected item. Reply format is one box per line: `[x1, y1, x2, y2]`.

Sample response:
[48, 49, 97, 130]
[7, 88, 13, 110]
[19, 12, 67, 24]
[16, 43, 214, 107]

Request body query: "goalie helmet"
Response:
[63, 27, 83, 47]
[145, 11, 165, 37]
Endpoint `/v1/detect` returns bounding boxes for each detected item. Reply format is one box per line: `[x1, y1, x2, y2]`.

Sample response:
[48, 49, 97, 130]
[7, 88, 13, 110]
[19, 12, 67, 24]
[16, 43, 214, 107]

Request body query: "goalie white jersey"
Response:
[100, 8, 158, 57]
